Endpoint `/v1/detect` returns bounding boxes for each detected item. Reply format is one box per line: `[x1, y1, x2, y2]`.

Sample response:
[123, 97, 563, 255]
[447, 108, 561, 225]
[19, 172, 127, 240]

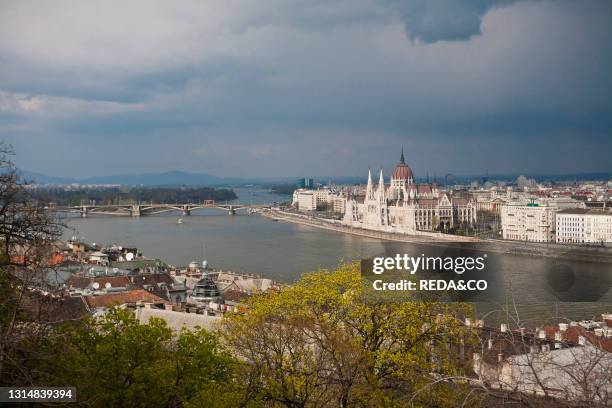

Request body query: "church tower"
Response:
[366, 169, 374, 200]
[377, 169, 387, 226]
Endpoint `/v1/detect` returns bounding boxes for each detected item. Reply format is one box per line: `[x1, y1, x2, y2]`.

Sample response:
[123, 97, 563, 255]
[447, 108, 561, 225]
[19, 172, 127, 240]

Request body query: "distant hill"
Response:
[19, 169, 612, 187]
[21, 170, 225, 187]
[19, 170, 77, 185]
[21, 170, 322, 187]
[80, 171, 224, 186]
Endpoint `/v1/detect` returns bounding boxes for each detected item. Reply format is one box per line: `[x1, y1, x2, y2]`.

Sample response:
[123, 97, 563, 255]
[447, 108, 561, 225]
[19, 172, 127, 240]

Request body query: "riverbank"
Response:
[262, 209, 612, 264]
[262, 208, 478, 244]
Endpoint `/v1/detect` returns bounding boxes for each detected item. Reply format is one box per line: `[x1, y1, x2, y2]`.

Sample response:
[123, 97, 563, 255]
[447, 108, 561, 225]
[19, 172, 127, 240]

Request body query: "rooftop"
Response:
[84, 289, 168, 310]
[557, 208, 611, 215]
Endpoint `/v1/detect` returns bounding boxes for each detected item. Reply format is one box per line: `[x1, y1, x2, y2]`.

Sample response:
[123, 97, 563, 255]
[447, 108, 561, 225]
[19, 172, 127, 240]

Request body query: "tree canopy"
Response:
[46, 308, 242, 408]
[223, 262, 476, 407]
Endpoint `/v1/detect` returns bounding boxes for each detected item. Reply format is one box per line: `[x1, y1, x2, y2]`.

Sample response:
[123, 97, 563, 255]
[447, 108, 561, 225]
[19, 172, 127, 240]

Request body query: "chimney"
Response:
[488, 339, 493, 350]
[578, 336, 587, 346]
[464, 318, 472, 327]
[500, 323, 508, 333]
[497, 353, 503, 363]
[538, 329, 546, 340]
[558, 323, 568, 332]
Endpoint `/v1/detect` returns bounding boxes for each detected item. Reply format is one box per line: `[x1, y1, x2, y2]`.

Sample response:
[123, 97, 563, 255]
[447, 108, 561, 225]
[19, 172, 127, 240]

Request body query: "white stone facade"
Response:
[343, 151, 476, 234]
[556, 209, 612, 244]
[292, 189, 316, 211]
[501, 203, 557, 242]
[293, 188, 347, 214]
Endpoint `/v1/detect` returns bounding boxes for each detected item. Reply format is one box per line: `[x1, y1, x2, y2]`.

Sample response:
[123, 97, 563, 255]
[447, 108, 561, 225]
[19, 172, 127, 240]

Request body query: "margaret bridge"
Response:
[48, 200, 272, 217]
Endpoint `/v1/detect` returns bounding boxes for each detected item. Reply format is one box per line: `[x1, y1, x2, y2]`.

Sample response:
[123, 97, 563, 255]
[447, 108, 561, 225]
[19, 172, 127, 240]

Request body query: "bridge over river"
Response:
[48, 201, 271, 217]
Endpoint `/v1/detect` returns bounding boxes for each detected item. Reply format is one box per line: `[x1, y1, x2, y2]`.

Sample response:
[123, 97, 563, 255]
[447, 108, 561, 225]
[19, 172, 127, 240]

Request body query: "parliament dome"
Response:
[391, 148, 413, 181]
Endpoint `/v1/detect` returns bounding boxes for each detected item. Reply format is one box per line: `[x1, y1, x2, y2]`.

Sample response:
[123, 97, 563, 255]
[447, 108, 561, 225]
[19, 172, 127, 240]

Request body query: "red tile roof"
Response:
[416, 198, 439, 206]
[222, 289, 250, 302]
[84, 289, 168, 309]
[66, 275, 132, 290]
[129, 273, 175, 288]
[392, 163, 413, 180]
[544, 325, 612, 353]
[417, 184, 432, 194]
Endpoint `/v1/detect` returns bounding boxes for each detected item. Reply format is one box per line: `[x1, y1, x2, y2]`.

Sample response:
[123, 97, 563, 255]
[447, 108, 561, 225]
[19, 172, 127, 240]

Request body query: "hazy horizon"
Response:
[21, 168, 612, 187]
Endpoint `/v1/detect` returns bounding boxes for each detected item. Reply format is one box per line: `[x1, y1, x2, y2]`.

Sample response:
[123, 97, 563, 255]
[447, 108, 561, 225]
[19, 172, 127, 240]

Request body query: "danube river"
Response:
[63, 188, 612, 324]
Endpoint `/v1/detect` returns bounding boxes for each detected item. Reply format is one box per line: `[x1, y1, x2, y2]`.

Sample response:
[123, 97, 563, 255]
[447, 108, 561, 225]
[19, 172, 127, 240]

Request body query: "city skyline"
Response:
[1, 0, 611, 178]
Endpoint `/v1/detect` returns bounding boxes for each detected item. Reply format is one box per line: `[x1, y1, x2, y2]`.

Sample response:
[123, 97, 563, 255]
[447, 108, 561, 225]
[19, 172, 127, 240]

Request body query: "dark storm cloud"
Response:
[0, 0, 610, 178]
[385, 0, 516, 43]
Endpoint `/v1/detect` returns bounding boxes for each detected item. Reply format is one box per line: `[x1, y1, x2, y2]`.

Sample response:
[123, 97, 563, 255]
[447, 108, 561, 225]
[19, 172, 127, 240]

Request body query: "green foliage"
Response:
[269, 184, 297, 196]
[46, 308, 241, 408]
[9, 262, 479, 407]
[223, 262, 477, 407]
[32, 186, 237, 206]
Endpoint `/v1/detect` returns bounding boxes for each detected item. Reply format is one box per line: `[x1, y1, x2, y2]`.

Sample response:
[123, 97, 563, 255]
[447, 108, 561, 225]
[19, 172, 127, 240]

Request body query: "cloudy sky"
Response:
[0, 0, 610, 178]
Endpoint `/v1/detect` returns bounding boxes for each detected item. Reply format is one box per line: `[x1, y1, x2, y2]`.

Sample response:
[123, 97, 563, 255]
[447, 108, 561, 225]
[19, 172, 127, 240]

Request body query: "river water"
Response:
[62, 188, 612, 324]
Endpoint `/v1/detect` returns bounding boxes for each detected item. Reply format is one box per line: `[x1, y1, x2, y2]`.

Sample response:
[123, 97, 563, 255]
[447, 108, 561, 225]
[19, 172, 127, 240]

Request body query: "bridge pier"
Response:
[228, 206, 236, 215]
[181, 205, 191, 216]
[131, 204, 141, 217]
[80, 206, 88, 218]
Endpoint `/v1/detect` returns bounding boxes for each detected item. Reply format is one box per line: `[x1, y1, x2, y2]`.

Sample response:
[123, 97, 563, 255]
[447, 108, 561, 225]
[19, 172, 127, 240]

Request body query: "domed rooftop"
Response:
[191, 273, 221, 302]
[391, 148, 413, 181]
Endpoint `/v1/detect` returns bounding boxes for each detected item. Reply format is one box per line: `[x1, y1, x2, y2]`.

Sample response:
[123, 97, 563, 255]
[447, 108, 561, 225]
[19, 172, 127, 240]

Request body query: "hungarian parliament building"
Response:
[342, 149, 477, 234]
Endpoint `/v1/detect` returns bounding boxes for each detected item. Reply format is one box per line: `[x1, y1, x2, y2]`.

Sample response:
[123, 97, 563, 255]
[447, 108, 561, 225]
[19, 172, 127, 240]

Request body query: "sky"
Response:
[0, 0, 611, 179]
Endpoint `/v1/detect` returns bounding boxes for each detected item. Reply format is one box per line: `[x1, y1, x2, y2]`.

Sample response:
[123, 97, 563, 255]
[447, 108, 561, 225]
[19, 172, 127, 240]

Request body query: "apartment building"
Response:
[501, 203, 558, 242]
[556, 208, 612, 244]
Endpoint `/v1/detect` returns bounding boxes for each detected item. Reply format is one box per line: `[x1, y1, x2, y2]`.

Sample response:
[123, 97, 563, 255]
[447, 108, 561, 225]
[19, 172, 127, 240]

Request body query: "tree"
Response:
[51, 308, 173, 407]
[223, 262, 477, 407]
[0, 142, 63, 385]
[48, 307, 243, 408]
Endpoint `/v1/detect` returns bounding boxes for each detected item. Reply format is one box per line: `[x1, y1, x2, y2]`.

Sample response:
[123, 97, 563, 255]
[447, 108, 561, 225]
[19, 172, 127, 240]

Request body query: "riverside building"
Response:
[500, 199, 587, 243]
[342, 149, 476, 234]
[293, 188, 347, 214]
[556, 208, 612, 244]
[501, 203, 558, 242]
[293, 189, 316, 211]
